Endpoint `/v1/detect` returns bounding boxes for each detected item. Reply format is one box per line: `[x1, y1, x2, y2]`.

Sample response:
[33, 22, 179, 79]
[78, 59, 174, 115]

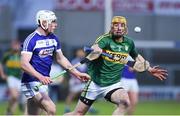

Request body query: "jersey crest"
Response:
[110, 44, 129, 52]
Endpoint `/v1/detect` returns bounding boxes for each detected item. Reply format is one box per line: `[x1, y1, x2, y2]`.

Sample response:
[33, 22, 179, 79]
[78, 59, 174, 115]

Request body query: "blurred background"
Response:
[0, 0, 180, 115]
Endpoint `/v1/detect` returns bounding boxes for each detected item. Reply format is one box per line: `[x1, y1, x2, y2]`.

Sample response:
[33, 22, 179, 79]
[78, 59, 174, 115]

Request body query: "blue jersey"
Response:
[122, 65, 136, 79]
[21, 31, 61, 83]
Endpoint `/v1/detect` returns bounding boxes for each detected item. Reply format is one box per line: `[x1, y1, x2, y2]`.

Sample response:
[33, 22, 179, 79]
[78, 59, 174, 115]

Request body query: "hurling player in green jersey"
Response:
[65, 16, 168, 115]
[0, 40, 27, 115]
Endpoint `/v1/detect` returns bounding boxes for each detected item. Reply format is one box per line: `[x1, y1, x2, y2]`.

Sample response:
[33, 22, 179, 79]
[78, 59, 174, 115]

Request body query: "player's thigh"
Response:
[110, 89, 130, 105]
[128, 79, 139, 104]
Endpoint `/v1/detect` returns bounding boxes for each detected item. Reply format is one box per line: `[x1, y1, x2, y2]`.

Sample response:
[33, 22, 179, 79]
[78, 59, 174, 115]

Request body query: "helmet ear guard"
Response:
[39, 20, 48, 30]
[36, 10, 57, 30]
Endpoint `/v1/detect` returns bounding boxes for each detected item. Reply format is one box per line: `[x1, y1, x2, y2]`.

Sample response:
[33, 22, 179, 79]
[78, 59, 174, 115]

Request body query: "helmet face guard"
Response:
[36, 10, 57, 30]
[110, 16, 128, 37]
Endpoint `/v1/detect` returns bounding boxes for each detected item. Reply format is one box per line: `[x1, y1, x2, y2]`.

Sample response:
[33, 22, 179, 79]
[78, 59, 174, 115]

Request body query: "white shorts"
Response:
[120, 78, 139, 93]
[81, 81, 124, 100]
[69, 78, 85, 93]
[7, 76, 21, 91]
[70, 84, 85, 93]
[21, 81, 48, 99]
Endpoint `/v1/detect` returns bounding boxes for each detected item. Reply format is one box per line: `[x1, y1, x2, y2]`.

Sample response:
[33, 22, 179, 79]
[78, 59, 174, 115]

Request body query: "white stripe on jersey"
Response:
[23, 32, 36, 51]
[21, 51, 33, 55]
[34, 39, 58, 50]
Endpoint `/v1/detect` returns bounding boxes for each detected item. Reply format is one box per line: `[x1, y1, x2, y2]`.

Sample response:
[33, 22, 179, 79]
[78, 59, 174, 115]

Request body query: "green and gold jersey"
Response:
[88, 33, 138, 87]
[2, 51, 21, 79]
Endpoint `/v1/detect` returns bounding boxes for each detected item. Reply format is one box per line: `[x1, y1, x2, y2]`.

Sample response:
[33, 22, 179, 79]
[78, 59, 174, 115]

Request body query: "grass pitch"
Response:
[0, 100, 179, 115]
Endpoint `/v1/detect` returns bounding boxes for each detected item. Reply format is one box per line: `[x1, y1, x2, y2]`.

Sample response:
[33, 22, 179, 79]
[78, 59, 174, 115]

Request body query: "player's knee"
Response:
[117, 99, 130, 109]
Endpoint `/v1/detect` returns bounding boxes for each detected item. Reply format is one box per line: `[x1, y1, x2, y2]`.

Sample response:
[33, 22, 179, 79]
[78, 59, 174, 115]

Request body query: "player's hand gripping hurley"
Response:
[33, 62, 84, 91]
[33, 48, 108, 91]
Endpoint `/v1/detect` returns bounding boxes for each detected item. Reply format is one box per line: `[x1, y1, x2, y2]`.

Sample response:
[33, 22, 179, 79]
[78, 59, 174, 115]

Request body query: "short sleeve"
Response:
[21, 34, 36, 54]
[54, 36, 61, 52]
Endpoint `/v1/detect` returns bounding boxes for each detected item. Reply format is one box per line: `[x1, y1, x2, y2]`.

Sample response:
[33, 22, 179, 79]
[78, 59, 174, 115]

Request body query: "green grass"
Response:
[0, 100, 180, 115]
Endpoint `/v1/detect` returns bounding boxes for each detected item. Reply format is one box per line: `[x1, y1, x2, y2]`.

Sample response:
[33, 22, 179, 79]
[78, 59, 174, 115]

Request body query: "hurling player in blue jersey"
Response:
[20, 10, 90, 115]
[120, 56, 139, 115]
[121, 65, 138, 115]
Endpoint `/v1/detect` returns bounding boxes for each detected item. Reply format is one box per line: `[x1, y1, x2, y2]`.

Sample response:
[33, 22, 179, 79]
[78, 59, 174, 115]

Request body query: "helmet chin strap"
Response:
[39, 23, 51, 35]
[40, 20, 49, 30]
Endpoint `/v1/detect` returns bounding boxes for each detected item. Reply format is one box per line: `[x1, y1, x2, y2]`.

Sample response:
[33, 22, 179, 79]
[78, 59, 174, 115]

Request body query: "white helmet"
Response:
[36, 10, 57, 30]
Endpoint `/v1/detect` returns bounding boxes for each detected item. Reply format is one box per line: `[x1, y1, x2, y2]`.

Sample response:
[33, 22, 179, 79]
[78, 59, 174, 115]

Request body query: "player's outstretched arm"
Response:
[135, 54, 168, 80]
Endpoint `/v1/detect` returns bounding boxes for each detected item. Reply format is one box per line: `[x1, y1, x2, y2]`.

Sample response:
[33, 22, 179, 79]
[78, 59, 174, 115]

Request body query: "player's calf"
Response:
[40, 97, 56, 115]
[34, 93, 56, 115]
[107, 88, 130, 115]
[112, 99, 130, 115]
[46, 103, 56, 115]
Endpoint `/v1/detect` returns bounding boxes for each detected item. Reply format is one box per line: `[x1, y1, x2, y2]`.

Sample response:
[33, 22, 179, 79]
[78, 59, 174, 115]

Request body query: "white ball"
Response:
[134, 26, 141, 33]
